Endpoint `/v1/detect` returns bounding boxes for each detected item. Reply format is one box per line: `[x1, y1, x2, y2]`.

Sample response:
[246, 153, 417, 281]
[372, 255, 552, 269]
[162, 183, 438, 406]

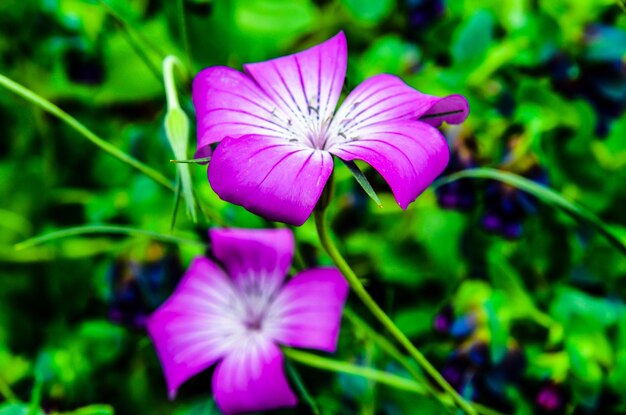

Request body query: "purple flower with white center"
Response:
[147, 228, 349, 415]
[192, 32, 469, 225]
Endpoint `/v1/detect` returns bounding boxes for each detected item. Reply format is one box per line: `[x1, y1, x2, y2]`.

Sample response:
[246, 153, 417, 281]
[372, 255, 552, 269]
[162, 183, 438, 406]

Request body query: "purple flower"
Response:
[193, 32, 469, 225]
[147, 228, 349, 414]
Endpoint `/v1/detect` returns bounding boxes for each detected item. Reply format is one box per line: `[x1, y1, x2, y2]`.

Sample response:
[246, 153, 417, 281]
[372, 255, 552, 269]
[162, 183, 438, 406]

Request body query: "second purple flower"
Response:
[147, 228, 348, 414]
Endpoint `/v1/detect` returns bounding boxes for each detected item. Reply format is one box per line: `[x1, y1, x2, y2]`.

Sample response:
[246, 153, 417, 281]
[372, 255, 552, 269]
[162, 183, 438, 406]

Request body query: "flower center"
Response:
[236, 278, 278, 335]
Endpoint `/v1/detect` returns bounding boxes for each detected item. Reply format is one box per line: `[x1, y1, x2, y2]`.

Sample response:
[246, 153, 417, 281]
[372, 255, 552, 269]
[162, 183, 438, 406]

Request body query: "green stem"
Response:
[15, 225, 205, 251]
[0, 374, 18, 403]
[344, 308, 425, 382]
[0, 74, 174, 192]
[284, 348, 426, 396]
[176, 0, 194, 73]
[285, 360, 320, 415]
[313, 210, 477, 415]
[96, 0, 167, 60]
[344, 310, 505, 415]
[28, 375, 43, 415]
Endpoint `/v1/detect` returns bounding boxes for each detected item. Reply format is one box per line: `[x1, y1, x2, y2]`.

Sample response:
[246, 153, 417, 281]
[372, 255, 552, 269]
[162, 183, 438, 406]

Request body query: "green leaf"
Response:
[609, 351, 626, 392]
[550, 287, 620, 328]
[341, 160, 382, 208]
[340, 0, 395, 25]
[62, 404, 115, 415]
[357, 35, 420, 80]
[433, 168, 626, 256]
[77, 321, 126, 367]
[394, 308, 434, 338]
[451, 9, 494, 68]
[0, 404, 44, 415]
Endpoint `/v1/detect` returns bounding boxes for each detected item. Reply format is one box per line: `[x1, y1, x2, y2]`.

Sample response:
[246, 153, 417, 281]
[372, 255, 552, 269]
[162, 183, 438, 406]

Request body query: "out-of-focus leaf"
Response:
[62, 404, 115, 415]
[394, 308, 433, 338]
[451, 9, 494, 68]
[568, 344, 603, 385]
[340, 0, 395, 25]
[551, 287, 620, 328]
[453, 280, 492, 311]
[0, 349, 29, 385]
[172, 398, 217, 415]
[77, 321, 126, 367]
[527, 349, 569, 382]
[412, 201, 467, 281]
[511, 14, 560, 66]
[487, 247, 535, 318]
[0, 404, 44, 415]
[357, 35, 420, 80]
[585, 25, 626, 61]
[609, 351, 626, 392]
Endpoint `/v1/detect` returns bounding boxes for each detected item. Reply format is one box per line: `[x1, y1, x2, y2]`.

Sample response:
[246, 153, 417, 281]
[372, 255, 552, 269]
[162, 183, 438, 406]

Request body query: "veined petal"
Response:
[209, 228, 294, 296]
[325, 74, 468, 149]
[208, 135, 333, 226]
[269, 268, 349, 352]
[244, 32, 347, 148]
[192, 66, 296, 154]
[212, 339, 297, 415]
[329, 121, 449, 209]
[146, 257, 243, 398]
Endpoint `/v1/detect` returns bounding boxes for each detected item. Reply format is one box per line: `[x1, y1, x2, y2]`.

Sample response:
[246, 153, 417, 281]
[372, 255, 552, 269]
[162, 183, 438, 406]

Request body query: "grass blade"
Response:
[433, 168, 626, 255]
[0, 74, 174, 192]
[15, 225, 205, 251]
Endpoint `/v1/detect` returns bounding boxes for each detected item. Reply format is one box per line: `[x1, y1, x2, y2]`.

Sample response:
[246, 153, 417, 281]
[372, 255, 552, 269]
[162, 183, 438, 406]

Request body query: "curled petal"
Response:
[326, 74, 468, 148]
[212, 340, 297, 415]
[270, 268, 349, 352]
[192, 66, 295, 154]
[329, 121, 449, 209]
[244, 32, 347, 148]
[419, 94, 470, 127]
[209, 228, 294, 295]
[209, 135, 333, 226]
[146, 257, 241, 398]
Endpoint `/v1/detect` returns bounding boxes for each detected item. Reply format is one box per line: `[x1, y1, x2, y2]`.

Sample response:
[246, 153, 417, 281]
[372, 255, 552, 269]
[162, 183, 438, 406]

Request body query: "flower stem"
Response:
[344, 308, 505, 415]
[284, 348, 427, 396]
[313, 210, 477, 415]
[0, 374, 18, 403]
[285, 360, 320, 415]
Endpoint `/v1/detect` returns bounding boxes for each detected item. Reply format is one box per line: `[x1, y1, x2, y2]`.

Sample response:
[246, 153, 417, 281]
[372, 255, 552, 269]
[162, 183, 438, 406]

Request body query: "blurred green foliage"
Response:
[1, 0, 626, 414]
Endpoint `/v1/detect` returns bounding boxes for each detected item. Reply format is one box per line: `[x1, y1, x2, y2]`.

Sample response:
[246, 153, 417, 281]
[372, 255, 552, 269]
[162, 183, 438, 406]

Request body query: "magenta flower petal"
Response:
[212, 340, 297, 415]
[209, 227, 294, 293]
[419, 94, 470, 127]
[326, 74, 468, 149]
[208, 135, 333, 225]
[271, 268, 349, 352]
[146, 257, 240, 398]
[192, 66, 295, 155]
[329, 120, 449, 209]
[243, 32, 347, 143]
